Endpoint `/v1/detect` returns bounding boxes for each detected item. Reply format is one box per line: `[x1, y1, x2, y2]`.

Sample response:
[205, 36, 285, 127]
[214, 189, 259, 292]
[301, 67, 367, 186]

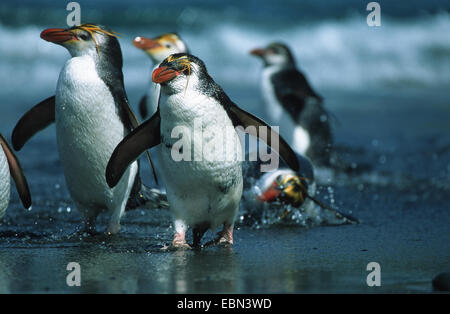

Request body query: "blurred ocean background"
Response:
[0, 1, 449, 293]
[1, 0, 450, 100]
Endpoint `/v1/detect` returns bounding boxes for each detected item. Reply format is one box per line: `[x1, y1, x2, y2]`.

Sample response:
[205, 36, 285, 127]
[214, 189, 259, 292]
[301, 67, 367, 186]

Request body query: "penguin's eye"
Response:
[275, 175, 283, 182]
[79, 34, 89, 41]
[165, 44, 172, 48]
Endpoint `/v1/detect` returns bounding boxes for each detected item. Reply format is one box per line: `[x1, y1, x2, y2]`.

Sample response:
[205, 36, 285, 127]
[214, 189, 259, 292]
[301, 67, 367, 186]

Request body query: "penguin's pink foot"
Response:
[206, 223, 234, 247]
[162, 231, 192, 250]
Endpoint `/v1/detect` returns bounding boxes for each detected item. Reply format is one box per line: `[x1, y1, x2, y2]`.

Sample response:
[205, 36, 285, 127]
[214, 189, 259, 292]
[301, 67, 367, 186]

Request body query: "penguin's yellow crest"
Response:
[75, 24, 120, 54]
[166, 54, 192, 92]
[167, 54, 191, 73]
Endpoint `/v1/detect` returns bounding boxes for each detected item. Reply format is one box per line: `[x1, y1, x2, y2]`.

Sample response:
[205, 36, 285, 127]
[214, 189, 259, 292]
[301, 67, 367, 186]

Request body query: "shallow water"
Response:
[0, 0, 449, 293]
[0, 87, 449, 293]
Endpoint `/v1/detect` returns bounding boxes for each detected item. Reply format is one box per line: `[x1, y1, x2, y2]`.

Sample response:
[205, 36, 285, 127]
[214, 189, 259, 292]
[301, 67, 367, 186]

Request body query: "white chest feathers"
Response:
[158, 88, 243, 229]
[145, 64, 162, 118]
[262, 66, 284, 121]
[159, 90, 243, 172]
[0, 147, 10, 218]
[146, 81, 161, 118]
[54, 56, 131, 207]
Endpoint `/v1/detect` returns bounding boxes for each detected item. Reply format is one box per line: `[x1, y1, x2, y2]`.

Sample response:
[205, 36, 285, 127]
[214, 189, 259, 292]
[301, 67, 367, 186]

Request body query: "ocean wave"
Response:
[0, 12, 449, 100]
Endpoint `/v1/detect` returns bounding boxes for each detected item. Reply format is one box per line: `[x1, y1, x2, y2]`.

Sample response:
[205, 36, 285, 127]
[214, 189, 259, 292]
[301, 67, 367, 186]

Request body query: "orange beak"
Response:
[40, 28, 76, 44]
[152, 66, 179, 84]
[250, 48, 266, 56]
[133, 36, 161, 50]
[257, 182, 281, 203]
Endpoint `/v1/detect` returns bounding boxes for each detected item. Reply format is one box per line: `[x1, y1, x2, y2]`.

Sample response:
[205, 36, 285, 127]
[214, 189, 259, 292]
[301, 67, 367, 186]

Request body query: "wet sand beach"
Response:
[0, 88, 448, 293]
[1, 0, 450, 294]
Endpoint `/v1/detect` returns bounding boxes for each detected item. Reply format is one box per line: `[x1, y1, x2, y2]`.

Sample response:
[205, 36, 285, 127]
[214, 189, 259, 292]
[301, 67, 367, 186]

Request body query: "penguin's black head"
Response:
[250, 42, 296, 67]
[152, 53, 210, 93]
[133, 33, 189, 64]
[40, 24, 122, 65]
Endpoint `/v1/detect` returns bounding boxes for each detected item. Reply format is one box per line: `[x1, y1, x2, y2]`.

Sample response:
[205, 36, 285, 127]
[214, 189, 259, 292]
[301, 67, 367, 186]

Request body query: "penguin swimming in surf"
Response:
[106, 53, 299, 248]
[251, 42, 333, 167]
[0, 134, 31, 218]
[247, 153, 315, 209]
[242, 153, 358, 225]
[133, 33, 188, 119]
[11, 24, 158, 235]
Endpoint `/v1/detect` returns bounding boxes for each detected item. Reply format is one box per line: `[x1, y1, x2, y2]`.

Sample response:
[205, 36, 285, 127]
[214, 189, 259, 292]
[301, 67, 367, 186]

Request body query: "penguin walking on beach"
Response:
[11, 24, 158, 234]
[250, 43, 333, 166]
[106, 53, 299, 249]
[133, 33, 188, 119]
[0, 134, 31, 218]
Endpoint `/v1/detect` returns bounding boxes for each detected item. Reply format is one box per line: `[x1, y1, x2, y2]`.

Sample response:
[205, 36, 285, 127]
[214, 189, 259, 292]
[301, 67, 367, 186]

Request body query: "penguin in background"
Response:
[11, 24, 159, 235]
[106, 53, 300, 249]
[0, 134, 31, 218]
[133, 33, 189, 119]
[250, 42, 333, 167]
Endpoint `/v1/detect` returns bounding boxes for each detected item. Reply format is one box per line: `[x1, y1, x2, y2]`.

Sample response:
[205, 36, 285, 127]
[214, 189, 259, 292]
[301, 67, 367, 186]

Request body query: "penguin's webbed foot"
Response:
[205, 223, 234, 247]
[161, 242, 192, 251]
[161, 231, 192, 251]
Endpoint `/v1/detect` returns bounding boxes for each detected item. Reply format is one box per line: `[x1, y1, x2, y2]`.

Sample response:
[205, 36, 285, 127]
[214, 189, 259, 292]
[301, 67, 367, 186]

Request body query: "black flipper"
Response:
[138, 95, 148, 120]
[227, 104, 299, 172]
[11, 96, 55, 151]
[120, 97, 159, 185]
[106, 110, 161, 188]
[0, 134, 31, 209]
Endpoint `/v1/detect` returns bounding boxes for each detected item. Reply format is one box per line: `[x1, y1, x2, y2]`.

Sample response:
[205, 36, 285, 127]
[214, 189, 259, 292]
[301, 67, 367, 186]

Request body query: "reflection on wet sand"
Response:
[0, 244, 241, 293]
[0, 259, 12, 293]
[66, 245, 240, 293]
[166, 247, 240, 293]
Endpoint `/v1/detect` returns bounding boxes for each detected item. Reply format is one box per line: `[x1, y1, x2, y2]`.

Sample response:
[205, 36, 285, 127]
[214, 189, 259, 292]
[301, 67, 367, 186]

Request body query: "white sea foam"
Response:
[0, 12, 449, 100]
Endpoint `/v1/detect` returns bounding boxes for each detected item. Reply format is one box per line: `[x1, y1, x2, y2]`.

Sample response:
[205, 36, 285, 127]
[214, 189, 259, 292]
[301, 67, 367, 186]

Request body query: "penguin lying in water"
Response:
[106, 53, 300, 249]
[11, 24, 159, 235]
[241, 153, 358, 226]
[246, 153, 315, 208]
[250, 42, 333, 167]
[133, 33, 189, 120]
[0, 134, 31, 218]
